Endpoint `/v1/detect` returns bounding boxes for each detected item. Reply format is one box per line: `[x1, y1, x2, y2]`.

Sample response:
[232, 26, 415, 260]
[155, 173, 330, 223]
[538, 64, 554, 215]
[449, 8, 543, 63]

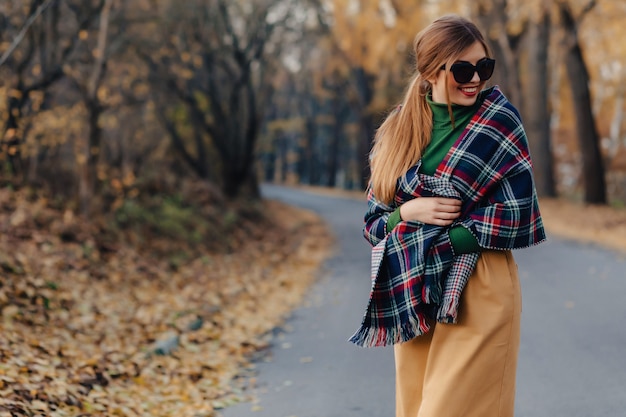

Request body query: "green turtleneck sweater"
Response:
[386, 95, 482, 254]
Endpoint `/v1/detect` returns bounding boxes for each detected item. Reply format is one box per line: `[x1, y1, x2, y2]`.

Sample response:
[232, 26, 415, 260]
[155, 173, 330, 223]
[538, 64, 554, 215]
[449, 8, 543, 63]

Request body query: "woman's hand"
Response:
[399, 197, 461, 226]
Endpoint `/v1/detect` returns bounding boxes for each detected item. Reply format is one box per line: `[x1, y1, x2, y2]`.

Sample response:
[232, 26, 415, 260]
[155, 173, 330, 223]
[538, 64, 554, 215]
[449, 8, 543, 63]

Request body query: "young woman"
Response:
[349, 15, 546, 417]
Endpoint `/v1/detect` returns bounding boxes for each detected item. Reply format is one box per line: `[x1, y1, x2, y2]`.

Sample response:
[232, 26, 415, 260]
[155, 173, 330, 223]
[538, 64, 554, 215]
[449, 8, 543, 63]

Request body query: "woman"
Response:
[349, 15, 546, 417]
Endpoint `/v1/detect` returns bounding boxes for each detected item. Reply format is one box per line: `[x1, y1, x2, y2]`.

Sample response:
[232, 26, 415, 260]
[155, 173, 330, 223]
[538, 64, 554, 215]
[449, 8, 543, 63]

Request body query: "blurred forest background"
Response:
[1, 0, 626, 210]
[1, 0, 626, 416]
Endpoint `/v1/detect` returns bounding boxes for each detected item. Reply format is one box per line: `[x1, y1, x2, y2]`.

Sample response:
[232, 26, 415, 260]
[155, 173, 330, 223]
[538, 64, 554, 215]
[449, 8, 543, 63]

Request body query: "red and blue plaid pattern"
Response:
[350, 87, 546, 347]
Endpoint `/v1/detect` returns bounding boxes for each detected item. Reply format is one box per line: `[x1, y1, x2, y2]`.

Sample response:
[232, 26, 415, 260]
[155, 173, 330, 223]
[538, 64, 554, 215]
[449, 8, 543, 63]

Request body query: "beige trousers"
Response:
[394, 250, 521, 417]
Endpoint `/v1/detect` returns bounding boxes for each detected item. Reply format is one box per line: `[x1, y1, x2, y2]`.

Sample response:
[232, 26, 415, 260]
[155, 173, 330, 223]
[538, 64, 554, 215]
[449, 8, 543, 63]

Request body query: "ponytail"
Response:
[369, 73, 433, 204]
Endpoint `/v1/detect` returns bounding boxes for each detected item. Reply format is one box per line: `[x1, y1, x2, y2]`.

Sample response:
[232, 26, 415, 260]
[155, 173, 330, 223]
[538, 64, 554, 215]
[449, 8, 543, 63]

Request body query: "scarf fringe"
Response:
[349, 296, 464, 347]
[349, 314, 431, 348]
[436, 296, 459, 324]
[422, 284, 442, 305]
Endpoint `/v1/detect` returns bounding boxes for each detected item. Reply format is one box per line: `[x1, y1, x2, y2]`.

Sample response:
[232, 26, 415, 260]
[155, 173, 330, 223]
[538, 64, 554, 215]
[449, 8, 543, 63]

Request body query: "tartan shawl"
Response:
[350, 86, 546, 348]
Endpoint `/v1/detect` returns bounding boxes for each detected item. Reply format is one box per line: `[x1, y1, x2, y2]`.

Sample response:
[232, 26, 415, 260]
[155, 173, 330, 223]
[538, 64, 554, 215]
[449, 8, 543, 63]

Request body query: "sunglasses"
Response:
[441, 58, 496, 84]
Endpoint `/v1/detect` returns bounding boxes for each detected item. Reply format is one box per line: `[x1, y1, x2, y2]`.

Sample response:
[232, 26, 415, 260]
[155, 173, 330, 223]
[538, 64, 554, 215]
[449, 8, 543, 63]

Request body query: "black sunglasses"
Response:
[441, 57, 496, 84]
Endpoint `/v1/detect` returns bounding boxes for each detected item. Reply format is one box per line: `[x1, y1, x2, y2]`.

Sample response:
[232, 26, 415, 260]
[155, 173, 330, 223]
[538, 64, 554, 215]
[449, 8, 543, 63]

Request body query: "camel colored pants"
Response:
[394, 250, 521, 417]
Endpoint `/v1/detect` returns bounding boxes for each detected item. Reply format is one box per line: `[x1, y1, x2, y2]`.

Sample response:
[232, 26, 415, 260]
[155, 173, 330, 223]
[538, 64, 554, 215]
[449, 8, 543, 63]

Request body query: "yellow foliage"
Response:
[23, 103, 87, 158]
[267, 117, 305, 132]
[111, 178, 123, 191]
[96, 86, 108, 101]
[122, 171, 136, 187]
[31, 64, 41, 77]
[182, 68, 195, 80]
[101, 114, 119, 130]
[9, 89, 23, 99]
[76, 154, 88, 165]
[316, 0, 431, 113]
[193, 54, 203, 69]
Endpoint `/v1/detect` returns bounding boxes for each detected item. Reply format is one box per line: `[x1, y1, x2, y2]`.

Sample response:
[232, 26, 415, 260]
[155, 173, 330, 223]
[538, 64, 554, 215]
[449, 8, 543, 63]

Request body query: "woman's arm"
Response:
[386, 200, 480, 254]
[363, 187, 396, 247]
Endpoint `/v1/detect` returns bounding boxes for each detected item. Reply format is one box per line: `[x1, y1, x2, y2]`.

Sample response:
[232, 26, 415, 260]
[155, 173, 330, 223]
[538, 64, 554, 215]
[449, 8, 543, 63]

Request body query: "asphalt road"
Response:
[220, 184, 626, 417]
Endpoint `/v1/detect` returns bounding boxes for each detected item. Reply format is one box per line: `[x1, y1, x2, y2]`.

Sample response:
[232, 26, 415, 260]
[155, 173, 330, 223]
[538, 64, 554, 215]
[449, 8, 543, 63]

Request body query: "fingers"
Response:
[434, 218, 455, 226]
[433, 199, 461, 217]
[431, 213, 458, 226]
[400, 197, 462, 225]
[431, 198, 461, 225]
[433, 197, 462, 211]
[436, 211, 460, 220]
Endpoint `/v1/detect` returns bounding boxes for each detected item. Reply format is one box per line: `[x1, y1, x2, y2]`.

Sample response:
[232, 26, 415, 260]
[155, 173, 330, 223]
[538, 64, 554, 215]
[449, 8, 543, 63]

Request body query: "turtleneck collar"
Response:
[427, 93, 480, 130]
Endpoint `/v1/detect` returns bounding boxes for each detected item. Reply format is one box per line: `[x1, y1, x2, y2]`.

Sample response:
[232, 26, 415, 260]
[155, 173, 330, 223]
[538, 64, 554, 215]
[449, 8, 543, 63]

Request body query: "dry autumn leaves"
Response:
[0, 184, 333, 417]
[2, 182, 626, 417]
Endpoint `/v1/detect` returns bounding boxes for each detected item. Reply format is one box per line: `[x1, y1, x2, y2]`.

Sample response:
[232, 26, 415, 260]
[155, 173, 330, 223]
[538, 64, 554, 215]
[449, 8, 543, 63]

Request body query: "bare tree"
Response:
[0, 0, 56, 68]
[558, 0, 606, 204]
[305, 0, 426, 189]
[0, 0, 106, 179]
[472, 0, 525, 109]
[524, 6, 557, 197]
[472, 1, 559, 197]
[139, 0, 299, 199]
[63, 0, 115, 213]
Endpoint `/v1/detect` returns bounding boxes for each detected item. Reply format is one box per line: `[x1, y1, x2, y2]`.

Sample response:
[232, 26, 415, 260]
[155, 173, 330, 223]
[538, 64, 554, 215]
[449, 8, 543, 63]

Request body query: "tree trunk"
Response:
[523, 11, 556, 197]
[79, 0, 114, 215]
[300, 116, 316, 185]
[221, 160, 258, 199]
[473, 0, 524, 109]
[2, 91, 26, 177]
[277, 134, 288, 183]
[327, 121, 340, 188]
[80, 100, 103, 215]
[351, 67, 375, 190]
[358, 113, 376, 189]
[560, 4, 606, 204]
[327, 94, 348, 188]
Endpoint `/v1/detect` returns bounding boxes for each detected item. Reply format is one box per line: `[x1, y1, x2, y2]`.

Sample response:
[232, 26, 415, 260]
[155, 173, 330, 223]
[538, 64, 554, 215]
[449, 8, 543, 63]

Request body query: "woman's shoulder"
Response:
[478, 86, 524, 127]
[480, 86, 512, 108]
[471, 86, 529, 153]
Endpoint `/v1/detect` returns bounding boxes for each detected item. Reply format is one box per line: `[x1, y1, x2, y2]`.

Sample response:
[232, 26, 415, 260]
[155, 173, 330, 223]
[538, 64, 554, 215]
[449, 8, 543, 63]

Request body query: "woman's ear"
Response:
[427, 67, 443, 86]
[428, 73, 440, 86]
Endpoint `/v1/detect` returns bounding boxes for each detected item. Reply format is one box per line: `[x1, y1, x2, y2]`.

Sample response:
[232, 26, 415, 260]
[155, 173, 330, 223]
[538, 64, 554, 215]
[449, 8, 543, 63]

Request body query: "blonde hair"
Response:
[369, 15, 491, 204]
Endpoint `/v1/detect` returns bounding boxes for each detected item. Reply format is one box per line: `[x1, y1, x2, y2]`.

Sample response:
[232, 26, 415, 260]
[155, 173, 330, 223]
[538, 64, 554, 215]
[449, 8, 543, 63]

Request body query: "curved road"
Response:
[221, 184, 626, 417]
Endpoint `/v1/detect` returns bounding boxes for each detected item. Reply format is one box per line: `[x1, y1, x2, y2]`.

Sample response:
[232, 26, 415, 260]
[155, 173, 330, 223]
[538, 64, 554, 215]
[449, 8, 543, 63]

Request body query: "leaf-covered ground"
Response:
[2, 185, 625, 417]
[538, 198, 626, 254]
[0, 186, 332, 417]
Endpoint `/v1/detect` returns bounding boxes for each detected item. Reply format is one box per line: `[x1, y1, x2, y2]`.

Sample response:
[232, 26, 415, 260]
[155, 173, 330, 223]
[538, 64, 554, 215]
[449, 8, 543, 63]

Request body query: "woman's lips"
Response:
[460, 86, 478, 96]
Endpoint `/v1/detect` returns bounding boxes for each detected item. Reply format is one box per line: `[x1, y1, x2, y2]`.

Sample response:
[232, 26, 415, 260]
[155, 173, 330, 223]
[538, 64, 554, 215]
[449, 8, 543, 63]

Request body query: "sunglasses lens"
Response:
[449, 58, 495, 83]
[450, 63, 474, 83]
[477, 59, 495, 80]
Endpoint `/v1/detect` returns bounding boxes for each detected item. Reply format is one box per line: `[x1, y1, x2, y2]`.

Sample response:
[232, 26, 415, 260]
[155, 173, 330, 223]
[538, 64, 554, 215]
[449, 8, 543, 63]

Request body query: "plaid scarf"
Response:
[350, 86, 546, 348]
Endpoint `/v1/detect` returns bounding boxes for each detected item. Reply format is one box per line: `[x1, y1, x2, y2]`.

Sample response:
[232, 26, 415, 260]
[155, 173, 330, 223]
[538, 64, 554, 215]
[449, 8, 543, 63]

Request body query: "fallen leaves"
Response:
[0, 188, 333, 416]
[538, 198, 626, 255]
